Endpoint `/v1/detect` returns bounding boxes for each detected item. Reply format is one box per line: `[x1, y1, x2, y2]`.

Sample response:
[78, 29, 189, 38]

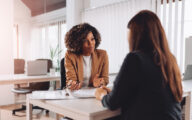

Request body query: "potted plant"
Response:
[49, 44, 62, 90]
[49, 44, 62, 74]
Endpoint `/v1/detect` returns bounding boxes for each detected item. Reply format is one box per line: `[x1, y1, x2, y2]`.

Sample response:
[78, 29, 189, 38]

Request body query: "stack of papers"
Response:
[31, 90, 74, 99]
[67, 87, 96, 98]
[31, 88, 96, 100]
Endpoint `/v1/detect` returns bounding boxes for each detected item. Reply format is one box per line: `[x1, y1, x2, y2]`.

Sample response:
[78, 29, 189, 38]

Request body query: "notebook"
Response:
[31, 88, 96, 100]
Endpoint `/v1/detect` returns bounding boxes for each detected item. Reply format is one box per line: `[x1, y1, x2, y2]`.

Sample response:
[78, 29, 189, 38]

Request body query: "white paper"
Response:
[31, 90, 75, 100]
[31, 88, 96, 99]
[67, 88, 96, 98]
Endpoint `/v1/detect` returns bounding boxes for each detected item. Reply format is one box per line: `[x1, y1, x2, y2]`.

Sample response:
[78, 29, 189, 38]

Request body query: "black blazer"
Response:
[102, 52, 181, 120]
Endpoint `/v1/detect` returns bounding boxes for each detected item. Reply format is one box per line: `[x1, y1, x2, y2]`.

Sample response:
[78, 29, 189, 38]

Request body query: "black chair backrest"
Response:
[60, 58, 66, 89]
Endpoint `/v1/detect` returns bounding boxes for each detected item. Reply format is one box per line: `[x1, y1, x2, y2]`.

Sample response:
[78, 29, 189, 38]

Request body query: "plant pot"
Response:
[50, 68, 56, 75]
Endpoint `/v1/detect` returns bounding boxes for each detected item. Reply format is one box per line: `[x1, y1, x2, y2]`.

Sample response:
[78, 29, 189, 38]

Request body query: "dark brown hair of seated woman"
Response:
[65, 23, 101, 55]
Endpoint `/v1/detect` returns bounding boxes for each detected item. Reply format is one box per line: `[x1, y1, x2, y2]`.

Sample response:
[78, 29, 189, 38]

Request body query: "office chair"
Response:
[14, 59, 25, 74]
[12, 59, 29, 115]
[12, 59, 52, 116]
[60, 58, 66, 89]
[58, 58, 72, 120]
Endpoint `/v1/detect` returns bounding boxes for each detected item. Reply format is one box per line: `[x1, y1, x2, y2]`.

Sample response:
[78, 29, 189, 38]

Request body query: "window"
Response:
[158, 0, 192, 73]
[30, 21, 67, 68]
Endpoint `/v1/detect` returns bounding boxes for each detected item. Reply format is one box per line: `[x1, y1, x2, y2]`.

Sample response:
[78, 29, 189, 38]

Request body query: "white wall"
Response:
[0, 0, 15, 105]
[66, 0, 84, 30]
[0, 0, 14, 74]
[90, 0, 127, 8]
[14, 0, 31, 60]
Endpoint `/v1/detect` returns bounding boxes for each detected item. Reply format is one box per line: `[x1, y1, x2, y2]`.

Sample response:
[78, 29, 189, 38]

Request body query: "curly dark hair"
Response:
[65, 23, 101, 54]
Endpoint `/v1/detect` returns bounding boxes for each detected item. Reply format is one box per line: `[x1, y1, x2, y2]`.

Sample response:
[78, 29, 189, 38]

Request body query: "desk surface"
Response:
[0, 73, 60, 85]
[27, 96, 120, 120]
[26, 80, 192, 120]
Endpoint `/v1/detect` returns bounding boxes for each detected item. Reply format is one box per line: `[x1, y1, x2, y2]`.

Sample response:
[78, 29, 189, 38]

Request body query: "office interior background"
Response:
[0, 0, 192, 119]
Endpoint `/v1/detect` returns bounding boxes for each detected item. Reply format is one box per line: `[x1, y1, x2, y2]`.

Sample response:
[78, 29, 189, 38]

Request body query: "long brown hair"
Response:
[128, 10, 182, 102]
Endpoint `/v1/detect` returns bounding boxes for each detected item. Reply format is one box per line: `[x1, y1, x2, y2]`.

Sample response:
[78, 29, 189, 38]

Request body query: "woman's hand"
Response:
[67, 80, 82, 90]
[93, 74, 106, 87]
[95, 88, 107, 100]
[102, 86, 111, 93]
[95, 87, 111, 100]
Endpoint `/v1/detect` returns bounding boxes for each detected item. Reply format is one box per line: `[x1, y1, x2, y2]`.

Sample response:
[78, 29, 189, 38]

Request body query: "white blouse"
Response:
[82, 55, 92, 87]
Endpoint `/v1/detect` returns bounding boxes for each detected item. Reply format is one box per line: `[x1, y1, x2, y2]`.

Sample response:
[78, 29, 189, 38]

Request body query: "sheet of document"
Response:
[67, 87, 96, 98]
[31, 90, 75, 99]
[31, 87, 96, 99]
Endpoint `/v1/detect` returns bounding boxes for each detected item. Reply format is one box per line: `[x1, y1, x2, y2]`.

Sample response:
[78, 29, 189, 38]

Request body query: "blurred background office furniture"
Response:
[11, 59, 53, 116]
[13, 58, 29, 115]
[36, 59, 52, 72]
[0, 73, 60, 86]
[13, 58, 30, 96]
[27, 60, 47, 76]
[60, 58, 66, 89]
[14, 59, 25, 74]
[29, 59, 52, 91]
[183, 65, 192, 80]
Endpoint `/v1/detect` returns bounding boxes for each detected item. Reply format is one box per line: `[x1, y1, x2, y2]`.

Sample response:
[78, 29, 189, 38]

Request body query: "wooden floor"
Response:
[0, 104, 57, 120]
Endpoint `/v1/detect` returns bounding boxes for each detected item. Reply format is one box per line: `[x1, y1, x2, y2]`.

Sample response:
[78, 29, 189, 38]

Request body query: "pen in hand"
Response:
[63, 80, 80, 96]
[66, 80, 82, 91]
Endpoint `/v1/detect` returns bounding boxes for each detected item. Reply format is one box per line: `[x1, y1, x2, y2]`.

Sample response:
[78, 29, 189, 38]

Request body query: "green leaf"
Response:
[58, 50, 62, 55]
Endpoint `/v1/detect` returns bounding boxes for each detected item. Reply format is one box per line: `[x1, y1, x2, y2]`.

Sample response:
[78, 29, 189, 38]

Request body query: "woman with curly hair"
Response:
[64, 23, 109, 90]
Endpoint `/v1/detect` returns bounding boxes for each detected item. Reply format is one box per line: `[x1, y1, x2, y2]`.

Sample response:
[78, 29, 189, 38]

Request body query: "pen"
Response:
[64, 80, 80, 96]
[66, 80, 80, 89]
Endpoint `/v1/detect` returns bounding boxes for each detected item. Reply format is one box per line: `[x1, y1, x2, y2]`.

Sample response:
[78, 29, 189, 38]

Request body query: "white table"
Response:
[26, 96, 121, 120]
[26, 80, 192, 120]
[0, 73, 60, 85]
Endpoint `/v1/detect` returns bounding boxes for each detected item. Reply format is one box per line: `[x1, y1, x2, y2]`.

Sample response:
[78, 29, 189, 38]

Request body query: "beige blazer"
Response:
[65, 49, 109, 86]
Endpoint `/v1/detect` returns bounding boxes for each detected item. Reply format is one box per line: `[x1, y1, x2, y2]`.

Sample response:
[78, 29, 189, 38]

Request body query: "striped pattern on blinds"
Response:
[157, 0, 186, 73]
[82, 0, 152, 73]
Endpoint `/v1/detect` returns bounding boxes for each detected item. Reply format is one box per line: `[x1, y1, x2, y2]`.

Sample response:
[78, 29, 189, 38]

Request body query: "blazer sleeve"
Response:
[65, 52, 78, 84]
[102, 53, 141, 110]
[100, 51, 109, 85]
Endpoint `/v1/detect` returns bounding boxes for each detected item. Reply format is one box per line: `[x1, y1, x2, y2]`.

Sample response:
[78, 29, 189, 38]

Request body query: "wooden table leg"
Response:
[26, 95, 32, 120]
[185, 92, 191, 120]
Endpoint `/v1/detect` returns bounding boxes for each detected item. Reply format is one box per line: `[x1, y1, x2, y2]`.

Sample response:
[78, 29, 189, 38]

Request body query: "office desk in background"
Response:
[0, 73, 60, 85]
[0, 73, 61, 106]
